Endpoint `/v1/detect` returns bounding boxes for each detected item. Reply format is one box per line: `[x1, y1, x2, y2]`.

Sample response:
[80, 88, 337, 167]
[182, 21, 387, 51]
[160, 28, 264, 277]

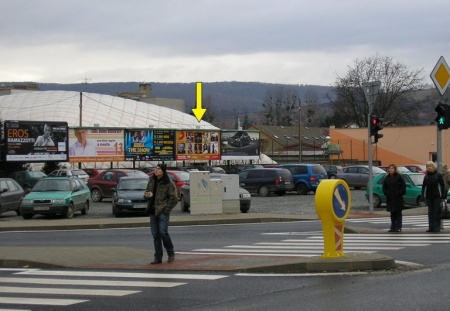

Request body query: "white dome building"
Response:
[0, 91, 218, 169]
[0, 91, 218, 130]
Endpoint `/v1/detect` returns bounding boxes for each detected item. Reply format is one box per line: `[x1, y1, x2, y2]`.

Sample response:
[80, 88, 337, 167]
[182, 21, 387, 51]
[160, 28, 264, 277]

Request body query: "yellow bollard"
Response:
[315, 179, 352, 258]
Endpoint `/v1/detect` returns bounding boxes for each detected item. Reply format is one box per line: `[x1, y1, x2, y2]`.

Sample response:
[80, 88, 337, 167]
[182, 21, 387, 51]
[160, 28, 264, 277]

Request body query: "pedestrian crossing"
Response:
[346, 214, 442, 230]
[0, 268, 227, 309]
[188, 215, 450, 257]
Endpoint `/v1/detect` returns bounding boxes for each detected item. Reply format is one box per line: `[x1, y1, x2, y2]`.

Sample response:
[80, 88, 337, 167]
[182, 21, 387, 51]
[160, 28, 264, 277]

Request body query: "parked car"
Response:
[20, 177, 91, 219]
[111, 177, 150, 217]
[364, 172, 450, 208]
[228, 131, 252, 147]
[238, 168, 294, 197]
[402, 164, 426, 174]
[83, 168, 104, 178]
[379, 165, 410, 173]
[322, 164, 343, 179]
[148, 170, 189, 199]
[279, 164, 328, 195]
[336, 165, 386, 189]
[87, 169, 148, 202]
[9, 170, 47, 193]
[0, 178, 25, 215]
[196, 166, 227, 174]
[179, 174, 251, 213]
[227, 164, 264, 174]
[47, 169, 90, 183]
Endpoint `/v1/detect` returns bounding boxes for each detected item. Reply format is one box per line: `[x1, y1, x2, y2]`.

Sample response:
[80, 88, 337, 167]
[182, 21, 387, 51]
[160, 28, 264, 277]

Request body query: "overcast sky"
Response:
[1, 0, 449, 87]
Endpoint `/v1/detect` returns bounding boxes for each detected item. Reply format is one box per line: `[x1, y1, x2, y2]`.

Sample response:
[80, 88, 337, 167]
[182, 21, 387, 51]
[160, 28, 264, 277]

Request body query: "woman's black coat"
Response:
[382, 173, 406, 212]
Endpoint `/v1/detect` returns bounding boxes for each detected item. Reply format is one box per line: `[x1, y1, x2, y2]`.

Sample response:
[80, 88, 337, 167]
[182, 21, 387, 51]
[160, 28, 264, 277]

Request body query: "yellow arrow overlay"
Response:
[192, 82, 206, 122]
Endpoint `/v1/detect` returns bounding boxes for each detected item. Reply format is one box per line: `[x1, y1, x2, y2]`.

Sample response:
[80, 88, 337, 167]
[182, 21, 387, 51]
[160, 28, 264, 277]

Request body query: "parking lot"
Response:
[0, 189, 375, 221]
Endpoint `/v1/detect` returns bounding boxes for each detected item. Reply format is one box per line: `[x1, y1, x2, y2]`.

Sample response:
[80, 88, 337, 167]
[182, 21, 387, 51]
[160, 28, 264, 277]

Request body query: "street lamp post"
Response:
[298, 100, 302, 163]
[313, 136, 319, 163]
[284, 135, 290, 163]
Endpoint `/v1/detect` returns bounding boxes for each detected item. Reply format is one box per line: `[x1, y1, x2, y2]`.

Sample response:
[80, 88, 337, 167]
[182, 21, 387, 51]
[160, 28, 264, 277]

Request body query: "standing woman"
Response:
[422, 161, 446, 233]
[382, 164, 406, 232]
[144, 163, 178, 264]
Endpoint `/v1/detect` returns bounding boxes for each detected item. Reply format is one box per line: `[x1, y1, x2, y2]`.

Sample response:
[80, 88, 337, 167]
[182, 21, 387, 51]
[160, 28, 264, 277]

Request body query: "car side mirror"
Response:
[1, 188, 8, 193]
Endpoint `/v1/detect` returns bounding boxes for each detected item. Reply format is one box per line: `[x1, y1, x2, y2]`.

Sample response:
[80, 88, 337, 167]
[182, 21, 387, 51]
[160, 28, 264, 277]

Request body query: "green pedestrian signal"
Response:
[435, 104, 450, 130]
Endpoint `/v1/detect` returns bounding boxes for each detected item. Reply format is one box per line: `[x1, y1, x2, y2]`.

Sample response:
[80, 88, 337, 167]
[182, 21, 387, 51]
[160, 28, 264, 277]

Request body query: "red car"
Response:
[87, 169, 148, 202]
[148, 170, 189, 199]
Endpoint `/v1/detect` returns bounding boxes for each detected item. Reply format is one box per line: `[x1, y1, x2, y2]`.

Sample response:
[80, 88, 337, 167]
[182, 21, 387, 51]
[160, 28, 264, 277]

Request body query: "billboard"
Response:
[176, 130, 220, 161]
[68, 127, 125, 162]
[220, 130, 260, 160]
[4, 120, 68, 162]
[125, 129, 175, 161]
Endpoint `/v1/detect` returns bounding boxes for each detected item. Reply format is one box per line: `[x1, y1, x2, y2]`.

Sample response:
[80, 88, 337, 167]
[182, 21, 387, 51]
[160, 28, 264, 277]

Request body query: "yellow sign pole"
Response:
[315, 179, 351, 258]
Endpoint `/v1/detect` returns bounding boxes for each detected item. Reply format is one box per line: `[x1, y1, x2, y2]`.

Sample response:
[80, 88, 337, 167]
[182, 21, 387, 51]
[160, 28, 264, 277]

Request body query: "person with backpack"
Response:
[382, 164, 406, 232]
[422, 161, 446, 232]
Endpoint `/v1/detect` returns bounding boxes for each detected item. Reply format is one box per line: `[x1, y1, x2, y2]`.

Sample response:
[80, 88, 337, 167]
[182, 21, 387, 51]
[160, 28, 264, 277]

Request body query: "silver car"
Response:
[336, 165, 385, 189]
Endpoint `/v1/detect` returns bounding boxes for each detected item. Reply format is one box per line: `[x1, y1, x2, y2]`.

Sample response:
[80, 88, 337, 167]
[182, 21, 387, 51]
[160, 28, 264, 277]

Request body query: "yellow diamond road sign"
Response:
[431, 56, 450, 96]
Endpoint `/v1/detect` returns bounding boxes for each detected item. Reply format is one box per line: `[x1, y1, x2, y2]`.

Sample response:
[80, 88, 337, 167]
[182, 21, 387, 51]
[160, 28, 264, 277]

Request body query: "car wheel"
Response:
[22, 213, 33, 219]
[81, 201, 89, 215]
[113, 205, 122, 218]
[241, 208, 249, 213]
[180, 195, 189, 212]
[373, 194, 382, 208]
[91, 189, 103, 202]
[296, 183, 308, 195]
[15, 208, 22, 216]
[65, 203, 74, 219]
[417, 197, 427, 207]
[258, 186, 270, 197]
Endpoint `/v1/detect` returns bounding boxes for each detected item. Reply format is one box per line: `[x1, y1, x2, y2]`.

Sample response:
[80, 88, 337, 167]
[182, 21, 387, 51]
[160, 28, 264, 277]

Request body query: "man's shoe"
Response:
[151, 259, 162, 264]
[168, 255, 175, 263]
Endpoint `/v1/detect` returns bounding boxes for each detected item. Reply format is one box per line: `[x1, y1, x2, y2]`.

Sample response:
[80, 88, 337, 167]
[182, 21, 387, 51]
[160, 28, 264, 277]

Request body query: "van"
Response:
[279, 164, 328, 195]
[238, 168, 294, 197]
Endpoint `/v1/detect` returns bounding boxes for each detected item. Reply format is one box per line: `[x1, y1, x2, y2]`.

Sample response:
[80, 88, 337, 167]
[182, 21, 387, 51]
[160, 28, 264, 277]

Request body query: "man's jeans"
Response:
[150, 214, 174, 260]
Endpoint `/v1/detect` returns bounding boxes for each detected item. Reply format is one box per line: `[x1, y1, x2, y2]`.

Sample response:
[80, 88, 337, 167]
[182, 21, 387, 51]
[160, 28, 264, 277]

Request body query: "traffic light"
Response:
[435, 103, 449, 130]
[370, 115, 384, 143]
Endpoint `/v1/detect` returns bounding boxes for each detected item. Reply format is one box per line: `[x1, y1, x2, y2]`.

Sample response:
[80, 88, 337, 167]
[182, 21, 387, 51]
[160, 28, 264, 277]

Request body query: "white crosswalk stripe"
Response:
[189, 216, 450, 257]
[347, 215, 447, 230]
[0, 268, 227, 308]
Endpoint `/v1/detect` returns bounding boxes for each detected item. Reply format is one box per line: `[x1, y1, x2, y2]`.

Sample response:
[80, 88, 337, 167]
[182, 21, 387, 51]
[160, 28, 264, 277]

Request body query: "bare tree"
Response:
[328, 54, 425, 127]
[262, 86, 298, 126]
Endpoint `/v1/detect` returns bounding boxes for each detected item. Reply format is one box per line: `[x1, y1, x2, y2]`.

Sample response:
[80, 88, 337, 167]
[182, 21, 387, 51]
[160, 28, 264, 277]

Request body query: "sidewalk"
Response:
[0, 208, 428, 273]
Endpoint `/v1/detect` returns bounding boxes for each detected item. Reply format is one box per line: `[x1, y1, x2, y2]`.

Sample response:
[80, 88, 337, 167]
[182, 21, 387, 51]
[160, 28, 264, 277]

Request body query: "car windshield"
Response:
[408, 174, 425, 186]
[372, 167, 386, 174]
[128, 171, 149, 177]
[118, 179, 148, 191]
[33, 179, 71, 192]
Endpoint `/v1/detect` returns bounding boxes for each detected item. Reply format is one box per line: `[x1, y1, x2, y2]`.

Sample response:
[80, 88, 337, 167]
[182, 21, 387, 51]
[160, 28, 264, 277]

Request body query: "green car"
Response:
[365, 172, 447, 208]
[20, 177, 91, 219]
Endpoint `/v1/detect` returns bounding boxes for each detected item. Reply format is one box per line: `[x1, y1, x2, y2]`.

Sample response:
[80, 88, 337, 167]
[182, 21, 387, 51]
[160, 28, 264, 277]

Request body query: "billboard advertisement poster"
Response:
[68, 128, 125, 162]
[220, 130, 260, 160]
[125, 129, 175, 161]
[176, 130, 220, 161]
[4, 120, 68, 162]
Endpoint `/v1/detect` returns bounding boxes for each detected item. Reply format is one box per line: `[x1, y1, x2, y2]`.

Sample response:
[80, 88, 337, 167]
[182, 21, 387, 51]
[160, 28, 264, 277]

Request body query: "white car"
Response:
[47, 169, 90, 183]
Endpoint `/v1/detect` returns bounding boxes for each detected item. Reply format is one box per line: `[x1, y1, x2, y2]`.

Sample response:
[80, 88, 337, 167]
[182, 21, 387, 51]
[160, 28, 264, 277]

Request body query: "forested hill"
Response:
[32, 81, 333, 116]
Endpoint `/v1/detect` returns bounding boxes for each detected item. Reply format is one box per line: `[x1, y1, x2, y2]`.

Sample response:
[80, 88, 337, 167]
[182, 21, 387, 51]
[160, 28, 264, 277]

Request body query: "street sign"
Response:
[431, 56, 450, 96]
[362, 81, 381, 106]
